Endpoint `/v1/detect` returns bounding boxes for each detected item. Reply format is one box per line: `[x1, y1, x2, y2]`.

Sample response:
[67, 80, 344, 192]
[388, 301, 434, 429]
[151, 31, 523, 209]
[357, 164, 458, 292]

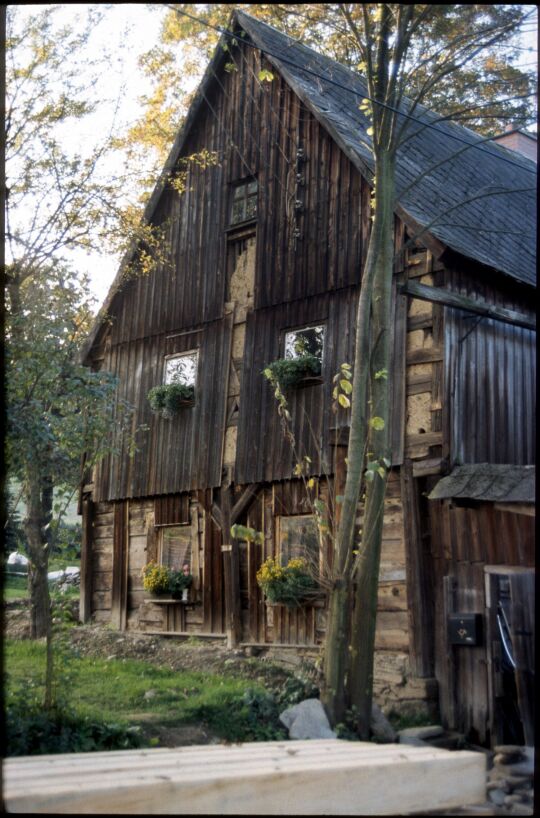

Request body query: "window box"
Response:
[147, 384, 195, 418]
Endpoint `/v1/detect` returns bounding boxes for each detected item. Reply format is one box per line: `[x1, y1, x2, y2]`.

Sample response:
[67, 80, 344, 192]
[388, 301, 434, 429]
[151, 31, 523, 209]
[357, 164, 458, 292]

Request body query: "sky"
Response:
[9, 3, 538, 309]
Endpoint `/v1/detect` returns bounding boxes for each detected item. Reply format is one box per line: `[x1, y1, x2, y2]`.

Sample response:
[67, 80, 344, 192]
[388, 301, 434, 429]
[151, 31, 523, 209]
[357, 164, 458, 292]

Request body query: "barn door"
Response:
[485, 567, 535, 747]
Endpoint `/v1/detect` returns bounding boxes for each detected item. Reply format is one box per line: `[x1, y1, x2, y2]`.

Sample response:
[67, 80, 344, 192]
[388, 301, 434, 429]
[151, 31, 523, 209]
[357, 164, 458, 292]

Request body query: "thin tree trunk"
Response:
[348, 149, 395, 737]
[23, 466, 51, 639]
[321, 166, 386, 725]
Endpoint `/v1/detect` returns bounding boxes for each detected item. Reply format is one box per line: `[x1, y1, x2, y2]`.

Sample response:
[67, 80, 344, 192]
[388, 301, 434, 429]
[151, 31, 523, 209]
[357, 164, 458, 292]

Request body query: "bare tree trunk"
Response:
[23, 467, 51, 639]
[348, 149, 395, 737]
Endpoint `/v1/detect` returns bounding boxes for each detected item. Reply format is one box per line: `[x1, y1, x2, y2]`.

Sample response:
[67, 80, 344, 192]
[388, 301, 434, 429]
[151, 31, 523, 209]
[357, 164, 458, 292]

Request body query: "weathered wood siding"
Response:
[444, 264, 536, 466]
[94, 317, 232, 501]
[91, 42, 371, 502]
[235, 289, 358, 484]
[428, 498, 535, 744]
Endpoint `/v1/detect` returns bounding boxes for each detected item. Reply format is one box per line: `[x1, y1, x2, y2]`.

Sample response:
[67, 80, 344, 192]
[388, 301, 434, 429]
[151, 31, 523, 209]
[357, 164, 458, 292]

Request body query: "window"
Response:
[284, 325, 325, 365]
[278, 515, 319, 569]
[230, 178, 258, 225]
[160, 526, 191, 572]
[164, 351, 198, 387]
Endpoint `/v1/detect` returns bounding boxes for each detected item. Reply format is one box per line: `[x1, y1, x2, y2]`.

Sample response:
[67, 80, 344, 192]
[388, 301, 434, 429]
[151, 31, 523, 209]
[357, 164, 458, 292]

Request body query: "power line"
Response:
[164, 5, 537, 175]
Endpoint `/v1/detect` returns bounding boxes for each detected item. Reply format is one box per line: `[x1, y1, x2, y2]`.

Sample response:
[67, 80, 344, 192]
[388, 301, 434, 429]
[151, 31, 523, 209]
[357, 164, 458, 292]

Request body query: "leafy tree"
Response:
[124, 2, 535, 189]
[319, 2, 536, 737]
[4, 5, 141, 647]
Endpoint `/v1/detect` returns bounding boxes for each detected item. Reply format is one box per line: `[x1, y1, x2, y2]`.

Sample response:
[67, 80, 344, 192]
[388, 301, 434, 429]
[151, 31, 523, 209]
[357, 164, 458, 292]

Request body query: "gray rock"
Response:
[144, 689, 158, 700]
[371, 703, 397, 743]
[488, 788, 506, 806]
[279, 698, 336, 740]
[399, 725, 444, 741]
[494, 745, 525, 756]
[508, 748, 534, 777]
[399, 736, 426, 747]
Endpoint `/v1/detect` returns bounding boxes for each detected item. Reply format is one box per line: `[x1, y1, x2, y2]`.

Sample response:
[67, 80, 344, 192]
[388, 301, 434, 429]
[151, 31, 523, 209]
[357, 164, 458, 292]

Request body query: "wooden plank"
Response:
[111, 501, 128, 630]
[3, 740, 486, 815]
[79, 499, 94, 624]
[401, 281, 536, 331]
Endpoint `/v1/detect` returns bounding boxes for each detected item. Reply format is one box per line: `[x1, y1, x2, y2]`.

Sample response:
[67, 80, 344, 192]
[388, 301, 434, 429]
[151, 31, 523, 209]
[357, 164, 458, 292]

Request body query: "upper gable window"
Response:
[230, 178, 258, 226]
[284, 325, 325, 365]
[164, 351, 198, 387]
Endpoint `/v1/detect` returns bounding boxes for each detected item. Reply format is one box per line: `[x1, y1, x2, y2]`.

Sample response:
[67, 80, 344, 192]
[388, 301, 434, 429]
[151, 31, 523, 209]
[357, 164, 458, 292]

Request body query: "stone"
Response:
[504, 794, 525, 806]
[506, 775, 532, 789]
[279, 699, 336, 740]
[399, 725, 444, 741]
[144, 689, 157, 700]
[370, 703, 397, 743]
[487, 788, 506, 806]
[494, 752, 523, 766]
[508, 748, 534, 777]
[399, 736, 426, 747]
[494, 746, 525, 756]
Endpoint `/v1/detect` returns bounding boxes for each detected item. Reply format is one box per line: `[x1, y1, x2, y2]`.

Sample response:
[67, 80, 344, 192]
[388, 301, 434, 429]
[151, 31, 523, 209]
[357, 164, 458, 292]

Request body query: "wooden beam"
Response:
[3, 740, 487, 815]
[493, 502, 535, 517]
[400, 281, 536, 331]
[231, 485, 260, 524]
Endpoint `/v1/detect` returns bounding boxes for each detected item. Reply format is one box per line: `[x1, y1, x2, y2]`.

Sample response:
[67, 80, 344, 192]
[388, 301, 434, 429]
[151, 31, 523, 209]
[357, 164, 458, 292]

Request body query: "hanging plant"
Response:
[147, 383, 195, 418]
[256, 556, 319, 608]
[263, 353, 321, 390]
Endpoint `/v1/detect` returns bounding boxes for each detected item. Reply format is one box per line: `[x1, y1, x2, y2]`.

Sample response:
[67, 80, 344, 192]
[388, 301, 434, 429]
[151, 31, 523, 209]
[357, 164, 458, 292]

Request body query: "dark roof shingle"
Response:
[236, 10, 536, 287]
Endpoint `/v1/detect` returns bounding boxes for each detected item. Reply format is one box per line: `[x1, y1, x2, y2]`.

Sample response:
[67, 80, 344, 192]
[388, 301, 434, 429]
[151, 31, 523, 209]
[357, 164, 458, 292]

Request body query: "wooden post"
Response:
[111, 501, 128, 631]
[220, 487, 242, 648]
[442, 575, 457, 729]
[79, 498, 93, 623]
[401, 460, 433, 677]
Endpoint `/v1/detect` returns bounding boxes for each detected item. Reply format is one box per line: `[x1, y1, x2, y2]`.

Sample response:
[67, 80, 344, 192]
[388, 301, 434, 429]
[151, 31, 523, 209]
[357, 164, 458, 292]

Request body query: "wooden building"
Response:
[80, 12, 536, 746]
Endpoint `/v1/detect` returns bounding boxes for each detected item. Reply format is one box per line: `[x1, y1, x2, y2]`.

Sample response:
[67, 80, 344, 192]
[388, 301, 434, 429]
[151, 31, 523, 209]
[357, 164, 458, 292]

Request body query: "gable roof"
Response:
[235, 11, 536, 287]
[81, 10, 536, 361]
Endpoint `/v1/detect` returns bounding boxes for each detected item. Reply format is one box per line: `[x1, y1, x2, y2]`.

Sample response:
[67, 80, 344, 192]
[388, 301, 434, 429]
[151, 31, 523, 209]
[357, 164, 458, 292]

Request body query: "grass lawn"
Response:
[4, 638, 284, 745]
[4, 557, 81, 601]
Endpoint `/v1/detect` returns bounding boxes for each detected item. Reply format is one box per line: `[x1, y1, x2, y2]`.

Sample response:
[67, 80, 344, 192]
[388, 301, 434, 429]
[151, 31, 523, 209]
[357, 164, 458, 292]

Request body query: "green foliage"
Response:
[6, 694, 143, 756]
[230, 524, 264, 544]
[168, 570, 193, 600]
[263, 354, 321, 390]
[190, 687, 287, 742]
[147, 383, 195, 417]
[256, 557, 319, 608]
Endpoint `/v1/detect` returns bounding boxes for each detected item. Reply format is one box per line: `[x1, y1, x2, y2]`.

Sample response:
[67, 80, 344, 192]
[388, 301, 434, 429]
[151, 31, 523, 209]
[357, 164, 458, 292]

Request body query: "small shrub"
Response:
[148, 384, 194, 418]
[263, 354, 321, 390]
[256, 557, 318, 608]
[6, 701, 143, 756]
[189, 687, 287, 742]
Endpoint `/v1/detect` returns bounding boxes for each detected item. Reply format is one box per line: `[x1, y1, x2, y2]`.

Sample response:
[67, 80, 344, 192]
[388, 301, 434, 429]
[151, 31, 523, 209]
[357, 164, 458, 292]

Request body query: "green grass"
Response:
[4, 558, 81, 601]
[4, 575, 29, 600]
[4, 639, 283, 742]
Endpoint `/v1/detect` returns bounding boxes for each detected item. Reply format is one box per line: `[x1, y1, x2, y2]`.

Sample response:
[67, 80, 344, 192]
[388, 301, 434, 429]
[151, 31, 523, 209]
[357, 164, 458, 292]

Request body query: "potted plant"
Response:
[256, 556, 318, 608]
[263, 353, 321, 391]
[147, 383, 195, 418]
[141, 561, 171, 596]
[169, 563, 193, 602]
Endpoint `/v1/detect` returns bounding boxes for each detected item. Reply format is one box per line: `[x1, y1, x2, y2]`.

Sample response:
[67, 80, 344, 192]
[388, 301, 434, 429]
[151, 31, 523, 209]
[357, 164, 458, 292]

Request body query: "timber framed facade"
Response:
[80, 12, 536, 746]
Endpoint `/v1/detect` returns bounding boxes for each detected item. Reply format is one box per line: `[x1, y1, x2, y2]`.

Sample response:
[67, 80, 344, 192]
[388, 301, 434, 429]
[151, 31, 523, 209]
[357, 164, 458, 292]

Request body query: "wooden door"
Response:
[485, 567, 535, 747]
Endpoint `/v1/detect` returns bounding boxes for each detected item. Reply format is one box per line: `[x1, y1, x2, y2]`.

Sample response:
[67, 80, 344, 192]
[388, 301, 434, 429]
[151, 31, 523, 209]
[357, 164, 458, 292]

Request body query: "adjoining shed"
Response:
[79, 11, 536, 747]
